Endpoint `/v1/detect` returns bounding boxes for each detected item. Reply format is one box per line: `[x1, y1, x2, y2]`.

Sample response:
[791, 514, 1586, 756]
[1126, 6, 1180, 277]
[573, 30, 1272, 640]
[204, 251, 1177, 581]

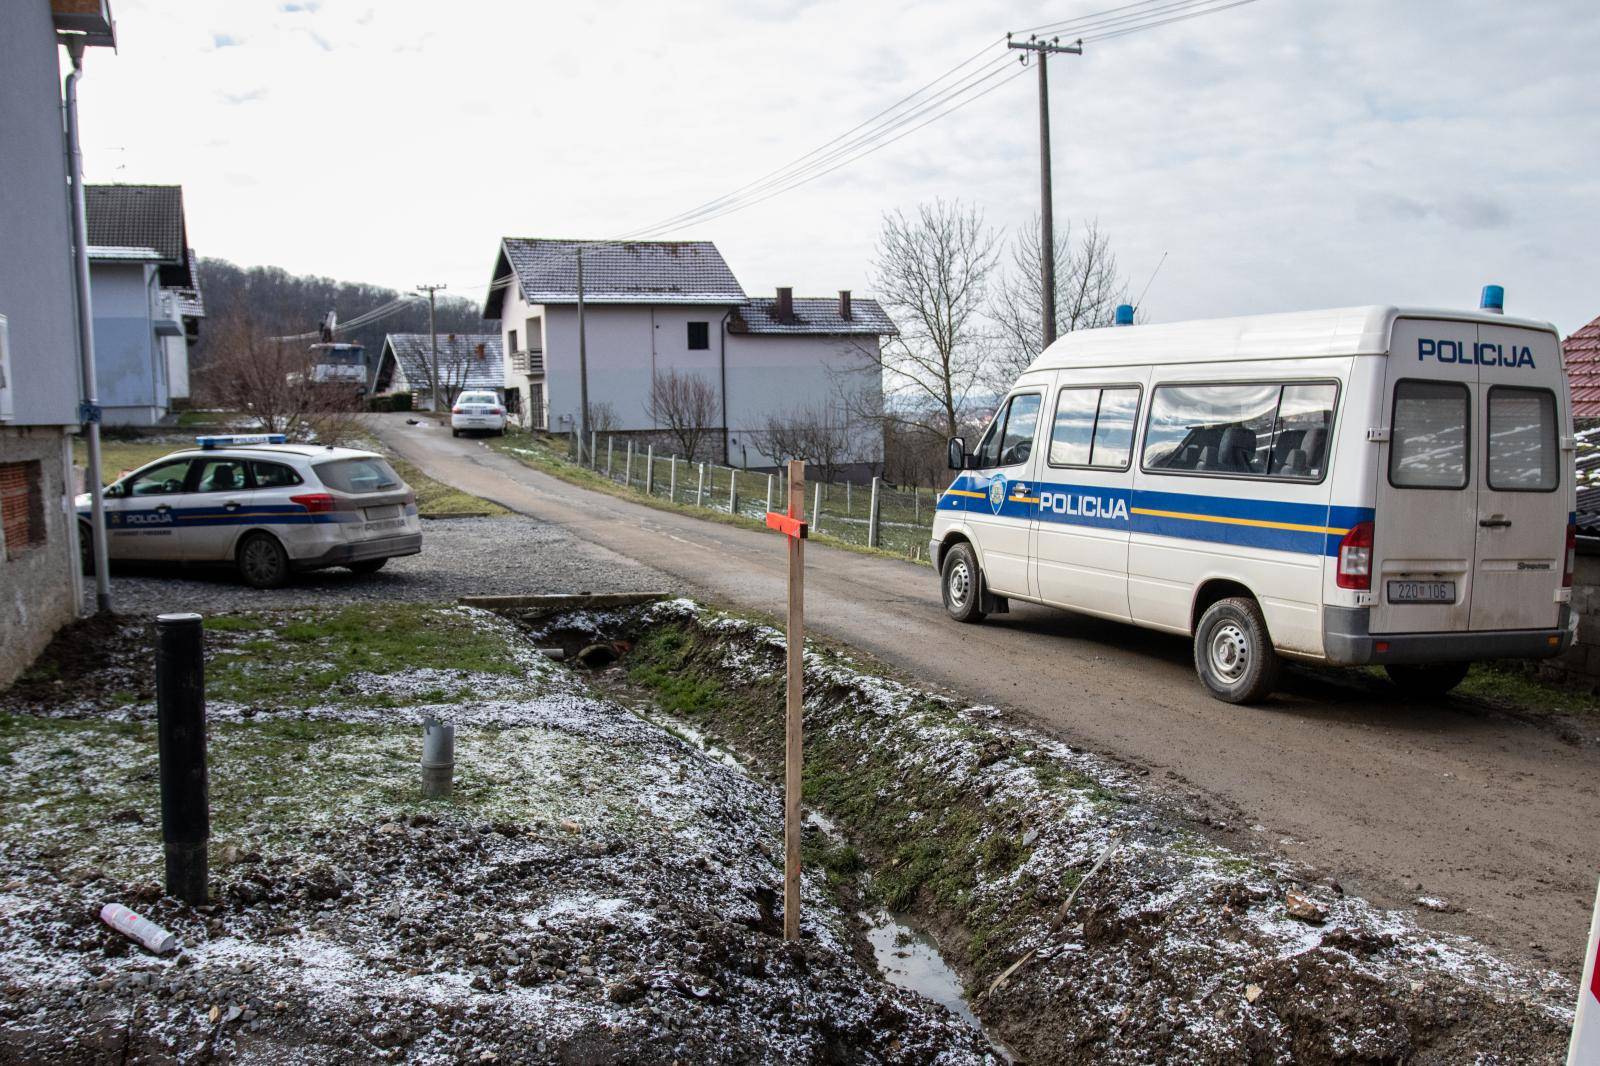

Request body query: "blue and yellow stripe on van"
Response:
[939, 474, 1371, 557]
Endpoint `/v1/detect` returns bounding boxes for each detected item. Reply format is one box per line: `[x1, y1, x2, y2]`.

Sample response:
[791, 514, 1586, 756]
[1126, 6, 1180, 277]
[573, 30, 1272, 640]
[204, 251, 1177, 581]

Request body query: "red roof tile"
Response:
[1565, 313, 1600, 417]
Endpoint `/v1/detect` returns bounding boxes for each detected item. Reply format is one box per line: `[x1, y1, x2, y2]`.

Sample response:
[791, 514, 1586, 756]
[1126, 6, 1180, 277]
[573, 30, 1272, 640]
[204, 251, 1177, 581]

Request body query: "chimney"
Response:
[838, 290, 852, 320]
[776, 286, 794, 322]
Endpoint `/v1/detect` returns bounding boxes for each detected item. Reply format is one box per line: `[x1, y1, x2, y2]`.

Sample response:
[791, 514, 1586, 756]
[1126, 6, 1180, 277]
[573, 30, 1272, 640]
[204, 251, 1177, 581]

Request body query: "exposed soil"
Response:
[535, 599, 1577, 1065]
[0, 606, 996, 1064]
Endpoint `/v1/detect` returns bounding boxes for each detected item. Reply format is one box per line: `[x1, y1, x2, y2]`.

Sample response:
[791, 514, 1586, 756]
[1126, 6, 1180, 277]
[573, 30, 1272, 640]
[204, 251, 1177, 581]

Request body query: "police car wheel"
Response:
[237, 533, 291, 590]
[1193, 596, 1278, 704]
[941, 543, 987, 624]
[1384, 662, 1468, 698]
[452, 429, 461, 438]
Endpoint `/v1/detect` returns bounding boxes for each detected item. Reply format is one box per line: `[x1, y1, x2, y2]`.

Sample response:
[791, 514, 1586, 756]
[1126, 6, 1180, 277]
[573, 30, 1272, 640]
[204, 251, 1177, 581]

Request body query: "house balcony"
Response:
[510, 348, 544, 377]
[152, 291, 183, 337]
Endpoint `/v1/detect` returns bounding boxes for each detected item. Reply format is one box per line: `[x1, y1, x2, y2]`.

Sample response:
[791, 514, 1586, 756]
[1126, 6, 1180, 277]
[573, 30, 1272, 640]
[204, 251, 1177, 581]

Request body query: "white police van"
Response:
[78, 434, 423, 589]
[932, 290, 1576, 703]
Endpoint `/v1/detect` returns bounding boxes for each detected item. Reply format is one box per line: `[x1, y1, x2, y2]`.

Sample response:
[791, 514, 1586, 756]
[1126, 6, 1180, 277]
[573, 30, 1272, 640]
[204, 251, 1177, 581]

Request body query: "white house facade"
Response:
[483, 238, 893, 472]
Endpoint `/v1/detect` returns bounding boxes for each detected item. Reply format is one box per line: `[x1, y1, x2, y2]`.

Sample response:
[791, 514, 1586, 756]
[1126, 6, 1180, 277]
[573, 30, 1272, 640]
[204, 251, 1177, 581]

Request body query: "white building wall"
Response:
[164, 332, 190, 401]
[724, 333, 884, 471]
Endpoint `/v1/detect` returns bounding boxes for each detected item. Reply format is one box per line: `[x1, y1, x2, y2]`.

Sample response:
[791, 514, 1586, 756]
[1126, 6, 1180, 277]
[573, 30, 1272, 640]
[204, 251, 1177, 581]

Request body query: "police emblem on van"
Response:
[988, 476, 1007, 515]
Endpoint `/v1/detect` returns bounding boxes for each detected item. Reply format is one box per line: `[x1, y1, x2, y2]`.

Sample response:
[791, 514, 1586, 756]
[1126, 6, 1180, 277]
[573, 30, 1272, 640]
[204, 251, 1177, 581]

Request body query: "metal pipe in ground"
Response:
[669, 456, 678, 501]
[868, 476, 882, 548]
[625, 440, 634, 486]
[765, 473, 774, 514]
[421, 717, 455, 798]
[696, 463, 706, 507]
[590, 431, 597, 470]
[728, 468, 737, 514]
[812, 482, 822, 534]
[155, 613, 209, 905]
[606, 436, 614, 477]
[645, 445, 654, 495]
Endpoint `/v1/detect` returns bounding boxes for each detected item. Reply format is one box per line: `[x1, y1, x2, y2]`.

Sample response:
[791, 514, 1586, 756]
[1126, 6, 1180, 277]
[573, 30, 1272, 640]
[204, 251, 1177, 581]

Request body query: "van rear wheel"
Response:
[1384, 662, 1469, 698]
[940, 543, 987, 624]
[1194, 596, 1279, 704]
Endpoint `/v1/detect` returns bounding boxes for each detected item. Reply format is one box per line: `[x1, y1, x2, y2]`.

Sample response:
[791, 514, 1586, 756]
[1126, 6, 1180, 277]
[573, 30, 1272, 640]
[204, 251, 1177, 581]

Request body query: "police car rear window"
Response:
[313, 457, 402, 494]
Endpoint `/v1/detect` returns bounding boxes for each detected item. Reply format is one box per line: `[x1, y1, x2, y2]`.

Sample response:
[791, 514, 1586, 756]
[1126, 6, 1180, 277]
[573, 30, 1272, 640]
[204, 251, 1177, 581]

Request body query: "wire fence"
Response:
[568, 433, 942, 562]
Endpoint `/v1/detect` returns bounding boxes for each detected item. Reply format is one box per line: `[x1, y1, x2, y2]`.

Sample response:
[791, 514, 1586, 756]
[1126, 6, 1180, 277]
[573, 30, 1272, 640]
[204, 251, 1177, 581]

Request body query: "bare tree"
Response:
[586, 401, 619, 434]
[648, 369, 719, 460]
[870, 199, 1000, 439]
[989, 217, 1132, 390]
[196, 309, 362, 442]
[749, 402, 855, 483]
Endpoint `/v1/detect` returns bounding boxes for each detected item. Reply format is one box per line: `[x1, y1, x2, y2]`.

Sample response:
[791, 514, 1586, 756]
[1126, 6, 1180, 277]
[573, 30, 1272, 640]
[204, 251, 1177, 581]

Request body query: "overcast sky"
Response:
[77, 0, 1600, 334]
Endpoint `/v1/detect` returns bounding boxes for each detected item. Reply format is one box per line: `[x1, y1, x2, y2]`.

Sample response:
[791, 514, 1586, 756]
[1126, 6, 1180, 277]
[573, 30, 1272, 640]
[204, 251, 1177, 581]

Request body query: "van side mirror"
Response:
[947, 436, 967, 471]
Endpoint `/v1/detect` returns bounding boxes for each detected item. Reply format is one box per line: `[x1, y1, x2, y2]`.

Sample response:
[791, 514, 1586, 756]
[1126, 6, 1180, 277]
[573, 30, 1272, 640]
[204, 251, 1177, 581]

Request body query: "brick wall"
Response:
[1, 459, 46, 558]
[0, 429, 78, 686]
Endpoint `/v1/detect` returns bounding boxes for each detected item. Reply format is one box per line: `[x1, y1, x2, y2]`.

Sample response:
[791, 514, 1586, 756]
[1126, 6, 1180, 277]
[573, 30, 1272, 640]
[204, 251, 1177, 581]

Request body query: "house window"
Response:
[687, 321, 709, 350]
[0, 460, 46, 559]
[509, 329, 519, 353]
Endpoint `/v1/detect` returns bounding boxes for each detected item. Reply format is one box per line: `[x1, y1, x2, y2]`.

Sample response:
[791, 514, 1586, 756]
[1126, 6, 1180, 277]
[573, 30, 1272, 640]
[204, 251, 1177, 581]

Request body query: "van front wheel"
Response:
[1384, 662, 1469, 698]
[940, 543, 987, 624]
[1194, 596, 1279, 704]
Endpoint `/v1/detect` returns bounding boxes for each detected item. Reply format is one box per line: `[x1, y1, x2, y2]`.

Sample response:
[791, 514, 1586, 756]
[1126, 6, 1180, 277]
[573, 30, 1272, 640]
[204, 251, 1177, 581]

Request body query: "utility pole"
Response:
[415, 283, 446, 411]
[1008, 33, 1082, 350]
[576, 250, 590, 455]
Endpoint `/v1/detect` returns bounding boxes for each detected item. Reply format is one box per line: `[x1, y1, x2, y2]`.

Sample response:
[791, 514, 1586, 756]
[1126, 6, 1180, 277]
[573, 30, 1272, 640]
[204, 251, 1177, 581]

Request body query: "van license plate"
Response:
[1387, 580, 1455, 604]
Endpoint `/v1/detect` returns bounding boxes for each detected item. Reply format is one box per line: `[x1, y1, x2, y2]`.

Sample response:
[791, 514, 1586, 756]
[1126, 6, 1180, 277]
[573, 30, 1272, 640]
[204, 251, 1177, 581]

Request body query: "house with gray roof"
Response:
[483, 237, 895, 472]
[373, 332, 503, 408]
[84, 184, 203, 424]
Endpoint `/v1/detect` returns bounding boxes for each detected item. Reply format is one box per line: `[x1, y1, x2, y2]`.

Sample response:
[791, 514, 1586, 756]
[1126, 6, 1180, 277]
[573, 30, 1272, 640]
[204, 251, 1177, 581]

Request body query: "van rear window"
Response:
[1142, 382, 1335, 481]
[1390, 380, 1468, 489]
[314, 457, 402, 494]
[1487, 387, 1558, 491]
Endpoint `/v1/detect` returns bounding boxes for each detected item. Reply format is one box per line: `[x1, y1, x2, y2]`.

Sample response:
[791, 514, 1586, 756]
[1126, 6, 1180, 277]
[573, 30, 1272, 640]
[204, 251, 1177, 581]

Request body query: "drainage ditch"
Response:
[508, 597, 1575, 1064]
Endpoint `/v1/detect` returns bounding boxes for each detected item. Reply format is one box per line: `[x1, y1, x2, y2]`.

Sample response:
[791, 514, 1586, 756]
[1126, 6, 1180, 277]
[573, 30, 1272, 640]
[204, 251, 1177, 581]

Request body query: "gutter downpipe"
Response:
[64, 38, 111, 613]
[719, 308, 733, 465]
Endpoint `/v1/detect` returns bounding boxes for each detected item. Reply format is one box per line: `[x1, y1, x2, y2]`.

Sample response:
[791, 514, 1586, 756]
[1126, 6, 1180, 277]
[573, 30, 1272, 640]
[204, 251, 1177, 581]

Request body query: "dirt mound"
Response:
[577, 600, 1575, 1065]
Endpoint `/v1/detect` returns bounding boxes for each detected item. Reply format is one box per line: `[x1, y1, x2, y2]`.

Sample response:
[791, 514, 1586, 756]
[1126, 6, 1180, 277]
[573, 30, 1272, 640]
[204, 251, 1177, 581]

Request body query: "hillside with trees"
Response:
[193, 257, 492, 368]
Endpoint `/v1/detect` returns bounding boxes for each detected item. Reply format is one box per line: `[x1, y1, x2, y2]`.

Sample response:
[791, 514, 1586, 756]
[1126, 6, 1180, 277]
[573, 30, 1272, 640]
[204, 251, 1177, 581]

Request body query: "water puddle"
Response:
[862, 907, 984, 1029]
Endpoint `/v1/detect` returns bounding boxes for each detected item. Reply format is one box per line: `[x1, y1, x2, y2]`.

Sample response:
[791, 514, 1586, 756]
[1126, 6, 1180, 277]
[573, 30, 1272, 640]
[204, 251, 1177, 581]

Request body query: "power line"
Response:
[1082, 0, 1262, 42]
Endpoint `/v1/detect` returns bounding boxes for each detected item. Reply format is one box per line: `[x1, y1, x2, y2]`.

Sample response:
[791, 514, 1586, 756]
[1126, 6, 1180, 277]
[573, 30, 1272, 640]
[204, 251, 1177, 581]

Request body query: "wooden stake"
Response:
[784, 458, 805, 941]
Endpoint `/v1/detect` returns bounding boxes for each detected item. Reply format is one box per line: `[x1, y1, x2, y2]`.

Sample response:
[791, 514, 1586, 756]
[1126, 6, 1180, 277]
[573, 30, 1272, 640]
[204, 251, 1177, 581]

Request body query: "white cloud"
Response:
[78, 0, 1600, 332]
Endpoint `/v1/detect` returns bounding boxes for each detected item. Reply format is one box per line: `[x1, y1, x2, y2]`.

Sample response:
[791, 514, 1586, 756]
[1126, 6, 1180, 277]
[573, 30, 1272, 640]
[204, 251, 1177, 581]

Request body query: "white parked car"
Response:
[77, 434, 423, 589]
[451, 391, 506, 437]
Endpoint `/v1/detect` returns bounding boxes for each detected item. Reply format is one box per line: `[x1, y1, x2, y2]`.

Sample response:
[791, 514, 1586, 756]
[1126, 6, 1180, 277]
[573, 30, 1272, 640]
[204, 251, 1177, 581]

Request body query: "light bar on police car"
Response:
[195, 434, 287, 449]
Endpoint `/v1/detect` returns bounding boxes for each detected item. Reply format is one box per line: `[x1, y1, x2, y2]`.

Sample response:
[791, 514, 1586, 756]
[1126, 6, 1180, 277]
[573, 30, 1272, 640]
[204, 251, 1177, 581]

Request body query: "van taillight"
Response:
[1564, 522, 1576, 588]
[1337, 521, 1374, 590]
[290, 492, 336, 513]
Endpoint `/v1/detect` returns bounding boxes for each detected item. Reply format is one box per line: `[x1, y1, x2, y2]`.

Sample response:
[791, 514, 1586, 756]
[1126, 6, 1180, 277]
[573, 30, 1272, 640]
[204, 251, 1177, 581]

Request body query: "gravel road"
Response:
[86, 515, 669, 617]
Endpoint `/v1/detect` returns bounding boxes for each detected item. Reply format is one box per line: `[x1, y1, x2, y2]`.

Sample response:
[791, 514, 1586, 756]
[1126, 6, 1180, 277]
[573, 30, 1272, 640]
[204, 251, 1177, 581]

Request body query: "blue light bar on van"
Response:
[1480, 284, 1504, 314]
[1114, 304, 1135, 326]
[195, 434, 287, 449]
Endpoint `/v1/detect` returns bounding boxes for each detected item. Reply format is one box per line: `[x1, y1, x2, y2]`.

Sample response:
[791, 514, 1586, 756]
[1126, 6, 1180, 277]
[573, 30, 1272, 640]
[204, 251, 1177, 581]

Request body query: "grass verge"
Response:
[487, 429, 929, 566]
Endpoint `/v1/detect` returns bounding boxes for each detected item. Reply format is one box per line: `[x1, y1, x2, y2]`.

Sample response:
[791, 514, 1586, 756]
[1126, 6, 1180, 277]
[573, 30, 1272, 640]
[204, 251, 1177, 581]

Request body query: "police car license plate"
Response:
[364, 504, 400, 521]
[1387, 580, 1454, 604]
[364, 517, 405, 532]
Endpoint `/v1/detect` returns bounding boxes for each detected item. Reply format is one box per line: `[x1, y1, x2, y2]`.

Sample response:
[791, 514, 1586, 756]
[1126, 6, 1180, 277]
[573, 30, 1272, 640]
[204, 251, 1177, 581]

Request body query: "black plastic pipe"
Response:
[155, 613, 209, 904]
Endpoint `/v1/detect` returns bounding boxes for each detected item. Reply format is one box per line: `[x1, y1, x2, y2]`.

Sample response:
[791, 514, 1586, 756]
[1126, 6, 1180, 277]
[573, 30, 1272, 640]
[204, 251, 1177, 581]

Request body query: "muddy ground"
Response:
[0, 607, 996, 1064]
[529, 599, 1580, 1065]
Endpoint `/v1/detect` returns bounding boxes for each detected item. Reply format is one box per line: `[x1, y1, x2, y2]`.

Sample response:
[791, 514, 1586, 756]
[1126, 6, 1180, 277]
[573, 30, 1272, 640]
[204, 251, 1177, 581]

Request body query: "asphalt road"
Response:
[371, 414, 1600, 971]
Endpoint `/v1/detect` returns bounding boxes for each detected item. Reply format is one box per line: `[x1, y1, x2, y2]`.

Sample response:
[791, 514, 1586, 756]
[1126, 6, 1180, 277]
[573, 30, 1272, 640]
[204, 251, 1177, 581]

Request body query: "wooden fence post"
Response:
[782, 460, 806, 940]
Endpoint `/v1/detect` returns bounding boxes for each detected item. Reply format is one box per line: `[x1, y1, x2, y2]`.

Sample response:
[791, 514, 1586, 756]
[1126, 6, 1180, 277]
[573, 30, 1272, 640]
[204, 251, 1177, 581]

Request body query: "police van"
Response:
[932, 290, 1577, 703]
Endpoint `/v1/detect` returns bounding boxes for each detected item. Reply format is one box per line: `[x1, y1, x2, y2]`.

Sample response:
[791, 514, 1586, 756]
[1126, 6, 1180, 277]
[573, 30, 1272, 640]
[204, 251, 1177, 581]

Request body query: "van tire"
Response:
[1384, 662, 1469, 698]
[237, 533, 291, 590]
[940, 543, 987, 624]
[1194, 596, 1279, 704]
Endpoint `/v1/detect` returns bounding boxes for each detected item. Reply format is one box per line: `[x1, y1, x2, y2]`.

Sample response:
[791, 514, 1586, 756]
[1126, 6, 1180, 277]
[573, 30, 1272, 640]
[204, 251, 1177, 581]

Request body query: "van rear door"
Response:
[1466, 322, 1566, 631]
[1370, 318, 1479, 634]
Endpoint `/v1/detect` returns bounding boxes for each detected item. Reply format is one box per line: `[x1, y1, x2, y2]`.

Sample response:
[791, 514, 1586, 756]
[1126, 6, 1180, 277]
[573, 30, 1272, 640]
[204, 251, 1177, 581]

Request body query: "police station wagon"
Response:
[933, 291, 1576, 704]
[77, 434, 423, 589]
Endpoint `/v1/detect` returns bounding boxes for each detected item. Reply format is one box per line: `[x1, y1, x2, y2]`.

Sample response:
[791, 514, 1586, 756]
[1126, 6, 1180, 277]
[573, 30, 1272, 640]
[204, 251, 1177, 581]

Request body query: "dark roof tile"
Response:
[85, 185, 188, 268]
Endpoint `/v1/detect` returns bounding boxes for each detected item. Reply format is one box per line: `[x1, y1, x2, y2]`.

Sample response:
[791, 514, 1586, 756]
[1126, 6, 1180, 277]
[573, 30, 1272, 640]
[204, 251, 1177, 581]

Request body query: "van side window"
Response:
[1143, 382, 1336, 481]
[1049, 386, 1140, 469]
[1486, 386, 1558, 491]
[974, 393, 1041, 469]
[1390, 380, 1468, 489]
